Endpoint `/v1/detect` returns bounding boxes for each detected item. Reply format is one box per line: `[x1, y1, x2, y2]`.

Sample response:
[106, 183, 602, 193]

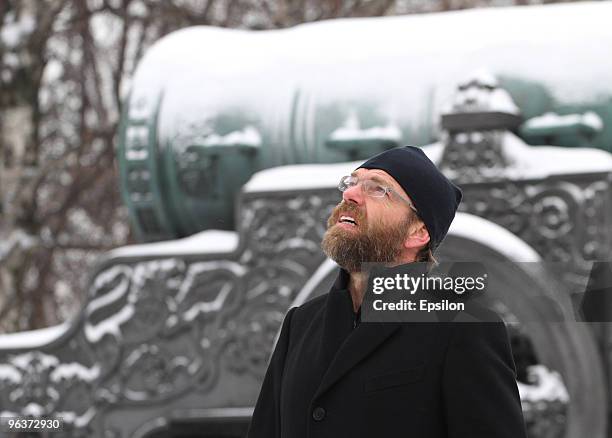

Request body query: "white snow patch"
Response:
[50, 363, 100, 382]
[0, 229, 38, 262]
[183, 283, 231, 321]
[0, 364, 21, 383]
[1, 14, 35, 48]
[518, 365, 570, 403]
[58, 407, 96, 428]
[0, 323, 71, 349]
[110, 230, 239, 258]
[130, 258, 182, 288]
[128, 1, 148, 18]
[88, 266, 131, 314]
[292, 258, 338, 307]
[489, 89, 520, 114]
[174, 261, 247, 322]
[329, 111, 402, 141]
[90, 12, 123, 48]
[523, 111, 604, 132]
[501, 132, 612, 177]
[84, 303, 134, 343]
[3, 52, 19, 68]
[460, 68, 499, 88]
[201, 125, 262, 147]
[11, 352, 59, 370]
[176, 261, 247, 303]
[330, 123, 402, 142]
[421, 142, 444, 164]
[22, 403, 45, 416]
[43, 59, 63, 83]
[447, 80, 519, 115]
[448, 213, 541, 263]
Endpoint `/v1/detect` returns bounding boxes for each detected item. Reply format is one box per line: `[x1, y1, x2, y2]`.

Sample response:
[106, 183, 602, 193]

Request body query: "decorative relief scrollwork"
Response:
[441, 131, 510, 181]
[232, 191, 340, 378]
[0, 188, 341, 437]
[524, 183, 581, 263]
[120, 343, 193, 402]
[240, 191, 339, 260]
[439, 74, 611, 290]
[222, 305, 285, 375]
[443, 108, 609, 286]
[0, 351, 99, 432]
[581, 180, 611, 260]
[459, 181, 533, 237]
[458, 177, 608, 289]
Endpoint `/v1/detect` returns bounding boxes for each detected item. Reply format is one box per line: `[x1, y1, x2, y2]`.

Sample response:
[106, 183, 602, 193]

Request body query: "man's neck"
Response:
[347, 256, 418, 311]
[348, 272, 369, 313]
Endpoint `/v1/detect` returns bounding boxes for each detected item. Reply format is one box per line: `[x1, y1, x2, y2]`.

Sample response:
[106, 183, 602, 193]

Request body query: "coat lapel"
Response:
[313, 269, 400, 400]
[314, 321, 400, 400]
[314, 273, 355, 374]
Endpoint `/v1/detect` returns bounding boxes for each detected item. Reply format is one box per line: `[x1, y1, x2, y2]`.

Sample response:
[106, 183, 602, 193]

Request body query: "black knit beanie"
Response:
[357, 146, 462, 250]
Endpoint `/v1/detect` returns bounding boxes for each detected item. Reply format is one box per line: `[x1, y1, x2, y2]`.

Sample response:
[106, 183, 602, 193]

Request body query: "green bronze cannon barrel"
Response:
[118, 2, 612, 241]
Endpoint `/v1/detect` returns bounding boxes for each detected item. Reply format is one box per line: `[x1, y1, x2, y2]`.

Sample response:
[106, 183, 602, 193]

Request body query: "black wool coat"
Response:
[248, 269, 527, 438]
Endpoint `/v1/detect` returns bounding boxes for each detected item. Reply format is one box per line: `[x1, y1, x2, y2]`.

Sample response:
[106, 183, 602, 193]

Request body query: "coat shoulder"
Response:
[294, 292, 327, 315]
[289, 293, 328, 328]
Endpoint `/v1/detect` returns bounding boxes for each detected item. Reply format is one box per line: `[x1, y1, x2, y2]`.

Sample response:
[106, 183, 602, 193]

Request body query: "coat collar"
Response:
[313, 268, 401, 400]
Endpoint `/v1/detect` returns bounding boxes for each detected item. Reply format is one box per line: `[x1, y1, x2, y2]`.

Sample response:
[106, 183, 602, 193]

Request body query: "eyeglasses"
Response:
[338, 175, 418, 213]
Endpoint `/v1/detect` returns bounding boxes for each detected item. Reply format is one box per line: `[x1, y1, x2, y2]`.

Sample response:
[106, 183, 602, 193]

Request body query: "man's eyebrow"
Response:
[351, 171, 393, 187]
[369, 175, 390, 185]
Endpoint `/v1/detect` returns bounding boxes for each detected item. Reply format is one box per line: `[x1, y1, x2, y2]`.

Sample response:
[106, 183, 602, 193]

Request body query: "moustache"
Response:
[328, 201, 366, 228]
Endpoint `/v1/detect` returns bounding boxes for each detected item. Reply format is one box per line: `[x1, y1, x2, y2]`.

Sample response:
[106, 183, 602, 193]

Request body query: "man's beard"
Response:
[321, 201, 413, 273]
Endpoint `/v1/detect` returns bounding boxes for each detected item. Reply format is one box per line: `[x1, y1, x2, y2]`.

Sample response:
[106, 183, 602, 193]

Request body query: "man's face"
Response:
[321, 168, 417, 272]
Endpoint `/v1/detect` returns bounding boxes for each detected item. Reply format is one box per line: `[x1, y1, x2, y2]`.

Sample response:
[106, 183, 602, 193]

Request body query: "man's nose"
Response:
[342, 182, 365, 205]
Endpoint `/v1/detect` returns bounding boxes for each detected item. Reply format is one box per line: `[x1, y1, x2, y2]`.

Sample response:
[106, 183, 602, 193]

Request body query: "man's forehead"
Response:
[352, 168, 395, 186]
[352, 168, 411, 200]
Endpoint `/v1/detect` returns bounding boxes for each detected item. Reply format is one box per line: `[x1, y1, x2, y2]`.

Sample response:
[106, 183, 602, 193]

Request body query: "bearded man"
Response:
[247, 146, 527, 438]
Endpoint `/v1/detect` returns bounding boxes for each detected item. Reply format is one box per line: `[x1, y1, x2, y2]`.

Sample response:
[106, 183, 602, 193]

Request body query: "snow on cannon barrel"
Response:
[118, 1, 612, 242]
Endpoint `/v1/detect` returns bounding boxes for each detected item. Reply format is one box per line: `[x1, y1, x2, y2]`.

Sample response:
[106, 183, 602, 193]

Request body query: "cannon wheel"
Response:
[298, 213, 607, 438]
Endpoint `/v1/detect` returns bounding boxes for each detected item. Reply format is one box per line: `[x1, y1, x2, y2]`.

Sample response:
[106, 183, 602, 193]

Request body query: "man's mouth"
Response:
[338, 215, 358, 227]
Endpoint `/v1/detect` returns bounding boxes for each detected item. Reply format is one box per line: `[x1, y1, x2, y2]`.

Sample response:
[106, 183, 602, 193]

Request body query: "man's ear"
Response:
[404, 222, 430, 250]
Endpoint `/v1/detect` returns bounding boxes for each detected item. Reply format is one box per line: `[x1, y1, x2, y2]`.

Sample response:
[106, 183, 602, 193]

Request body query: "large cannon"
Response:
[1, 2, 611, 437]
[118, 1, 612, 241]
